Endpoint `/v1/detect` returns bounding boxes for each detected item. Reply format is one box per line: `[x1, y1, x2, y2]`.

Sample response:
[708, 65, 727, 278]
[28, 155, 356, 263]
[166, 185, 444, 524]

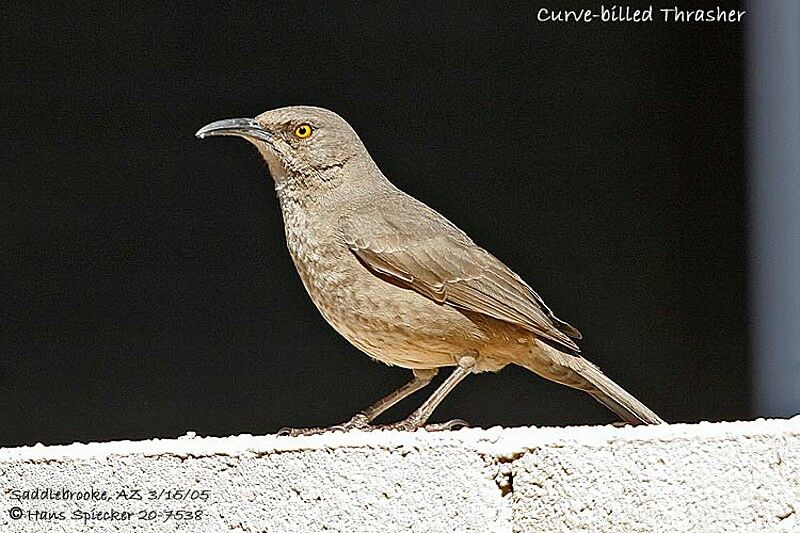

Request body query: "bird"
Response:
[196, 106, 664, 434]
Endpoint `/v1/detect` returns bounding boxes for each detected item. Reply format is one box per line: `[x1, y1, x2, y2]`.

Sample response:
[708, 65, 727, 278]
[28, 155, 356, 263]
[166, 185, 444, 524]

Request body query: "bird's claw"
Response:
[330, 413, 372, 432]
[277, 413, 372, 437]
[277, 426, 327, 437]
[277, 415, 469, 436]
[424, 418, 470, 432]
[366, 417, 470, 432]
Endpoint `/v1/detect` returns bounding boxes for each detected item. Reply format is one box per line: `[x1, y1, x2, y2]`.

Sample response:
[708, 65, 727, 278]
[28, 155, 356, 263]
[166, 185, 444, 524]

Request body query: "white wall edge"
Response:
[2, 417, 799, 532]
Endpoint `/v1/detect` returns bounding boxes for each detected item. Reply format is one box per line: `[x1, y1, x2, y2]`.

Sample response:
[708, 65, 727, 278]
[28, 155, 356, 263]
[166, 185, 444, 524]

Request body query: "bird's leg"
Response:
[378, 354, 476, 432]
[277, 368, 438, 437]
[350, 368, 439, 426]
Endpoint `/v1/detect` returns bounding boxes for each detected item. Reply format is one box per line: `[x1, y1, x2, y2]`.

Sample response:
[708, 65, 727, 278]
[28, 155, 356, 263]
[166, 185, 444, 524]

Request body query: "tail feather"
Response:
[519, 343, 664, 426]
[571, 357, 664, 425]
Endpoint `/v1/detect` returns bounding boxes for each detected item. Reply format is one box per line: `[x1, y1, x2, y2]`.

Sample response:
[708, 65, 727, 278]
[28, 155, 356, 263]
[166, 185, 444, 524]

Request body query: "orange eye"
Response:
[293, 124, 313, 139]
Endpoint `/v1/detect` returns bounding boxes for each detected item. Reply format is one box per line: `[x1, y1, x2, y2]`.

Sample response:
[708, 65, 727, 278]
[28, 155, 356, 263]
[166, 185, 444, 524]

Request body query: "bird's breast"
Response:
[275, 196, 522, 372]
[278, 197, 353, 310]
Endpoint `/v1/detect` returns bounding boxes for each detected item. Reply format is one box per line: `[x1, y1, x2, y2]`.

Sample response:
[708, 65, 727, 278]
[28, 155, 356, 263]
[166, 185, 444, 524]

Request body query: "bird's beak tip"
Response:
[194, 118, 272, 143]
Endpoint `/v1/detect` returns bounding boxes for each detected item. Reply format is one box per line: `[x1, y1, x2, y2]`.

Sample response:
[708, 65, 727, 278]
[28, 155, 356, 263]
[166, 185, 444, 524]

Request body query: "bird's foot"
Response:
[277, 415, 469, 436]
[277, 426, 328, 437]
[423, 418, 470, 432]
[277, 413, 371, 437]
[368, 417, 470, 432]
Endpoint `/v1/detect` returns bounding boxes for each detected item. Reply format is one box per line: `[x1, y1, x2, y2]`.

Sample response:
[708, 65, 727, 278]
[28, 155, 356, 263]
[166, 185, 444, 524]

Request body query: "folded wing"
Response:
[341, 196, 581, 352]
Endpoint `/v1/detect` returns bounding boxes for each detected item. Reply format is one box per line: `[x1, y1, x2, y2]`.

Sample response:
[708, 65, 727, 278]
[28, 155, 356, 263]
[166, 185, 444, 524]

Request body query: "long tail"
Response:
[573, 357, 664, 425]
[520, 345, 664, 426]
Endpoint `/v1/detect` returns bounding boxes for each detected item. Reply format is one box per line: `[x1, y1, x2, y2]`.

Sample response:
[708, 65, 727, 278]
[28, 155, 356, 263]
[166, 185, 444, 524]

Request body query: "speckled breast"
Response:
[278, 197, 526, 372]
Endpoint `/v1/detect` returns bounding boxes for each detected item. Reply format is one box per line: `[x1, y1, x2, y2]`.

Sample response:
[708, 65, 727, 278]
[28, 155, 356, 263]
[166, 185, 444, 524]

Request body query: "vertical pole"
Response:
[747, 1, 800, 416]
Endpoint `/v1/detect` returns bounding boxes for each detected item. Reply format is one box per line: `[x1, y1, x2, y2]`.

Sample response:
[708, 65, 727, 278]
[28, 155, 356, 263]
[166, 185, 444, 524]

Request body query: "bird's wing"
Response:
[341, 196, 581, 352]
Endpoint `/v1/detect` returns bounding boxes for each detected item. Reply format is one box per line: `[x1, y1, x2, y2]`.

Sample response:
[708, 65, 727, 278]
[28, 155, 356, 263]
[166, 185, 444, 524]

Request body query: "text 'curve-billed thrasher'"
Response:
[196, 106, 664, 434]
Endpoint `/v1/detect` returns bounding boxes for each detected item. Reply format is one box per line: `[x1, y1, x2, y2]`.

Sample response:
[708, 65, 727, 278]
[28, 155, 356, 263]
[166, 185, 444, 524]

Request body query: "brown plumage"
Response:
[343, 195, 582, 352]
[196, 106, 664, 433]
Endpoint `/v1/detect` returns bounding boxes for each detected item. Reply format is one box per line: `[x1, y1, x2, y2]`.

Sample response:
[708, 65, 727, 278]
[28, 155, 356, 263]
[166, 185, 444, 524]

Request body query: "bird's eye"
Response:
[293, 124, 313, 139]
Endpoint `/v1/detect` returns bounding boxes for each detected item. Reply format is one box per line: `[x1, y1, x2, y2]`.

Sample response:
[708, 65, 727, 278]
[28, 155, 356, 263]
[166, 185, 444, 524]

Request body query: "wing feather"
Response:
[342, 196, 581, 352]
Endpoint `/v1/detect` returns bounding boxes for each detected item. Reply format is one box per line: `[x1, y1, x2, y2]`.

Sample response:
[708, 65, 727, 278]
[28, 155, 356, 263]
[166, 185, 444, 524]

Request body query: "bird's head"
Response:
[196, 106, 370, 191]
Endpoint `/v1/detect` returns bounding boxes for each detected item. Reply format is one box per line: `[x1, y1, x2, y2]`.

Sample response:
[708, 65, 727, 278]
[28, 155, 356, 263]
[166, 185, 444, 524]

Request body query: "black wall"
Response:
[1, 2, 747, 446]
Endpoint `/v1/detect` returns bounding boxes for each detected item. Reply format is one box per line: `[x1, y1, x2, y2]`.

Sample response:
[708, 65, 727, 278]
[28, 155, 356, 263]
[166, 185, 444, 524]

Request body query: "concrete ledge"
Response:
[1, 418, 798, 532]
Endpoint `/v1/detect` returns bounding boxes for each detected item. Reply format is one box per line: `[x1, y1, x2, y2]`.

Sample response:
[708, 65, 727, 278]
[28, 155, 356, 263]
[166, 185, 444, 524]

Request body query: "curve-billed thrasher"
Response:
[196, 106, 663, 434]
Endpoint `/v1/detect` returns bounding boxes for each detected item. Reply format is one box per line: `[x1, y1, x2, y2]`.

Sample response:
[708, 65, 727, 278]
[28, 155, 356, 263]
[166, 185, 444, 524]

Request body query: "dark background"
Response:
[1, 2, 747, 447]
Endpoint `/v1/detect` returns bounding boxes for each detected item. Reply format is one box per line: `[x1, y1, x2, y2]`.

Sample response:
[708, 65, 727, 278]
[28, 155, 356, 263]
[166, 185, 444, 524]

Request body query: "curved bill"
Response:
[195, 118, 274, 144]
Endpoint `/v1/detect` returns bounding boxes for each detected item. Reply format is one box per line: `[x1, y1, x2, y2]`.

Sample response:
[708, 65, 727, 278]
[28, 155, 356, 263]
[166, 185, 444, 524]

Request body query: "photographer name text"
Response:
[538, 5, 745, 23]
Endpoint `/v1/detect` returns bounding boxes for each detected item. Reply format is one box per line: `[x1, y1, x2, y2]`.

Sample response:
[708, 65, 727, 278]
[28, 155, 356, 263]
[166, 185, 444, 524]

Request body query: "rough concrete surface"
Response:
[1, 418, 798, 532]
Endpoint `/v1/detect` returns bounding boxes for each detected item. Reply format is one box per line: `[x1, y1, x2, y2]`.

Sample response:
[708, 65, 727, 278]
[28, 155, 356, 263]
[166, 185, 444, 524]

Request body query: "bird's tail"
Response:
[519, 344, 664, 426]
[573, 357, 664, 425]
